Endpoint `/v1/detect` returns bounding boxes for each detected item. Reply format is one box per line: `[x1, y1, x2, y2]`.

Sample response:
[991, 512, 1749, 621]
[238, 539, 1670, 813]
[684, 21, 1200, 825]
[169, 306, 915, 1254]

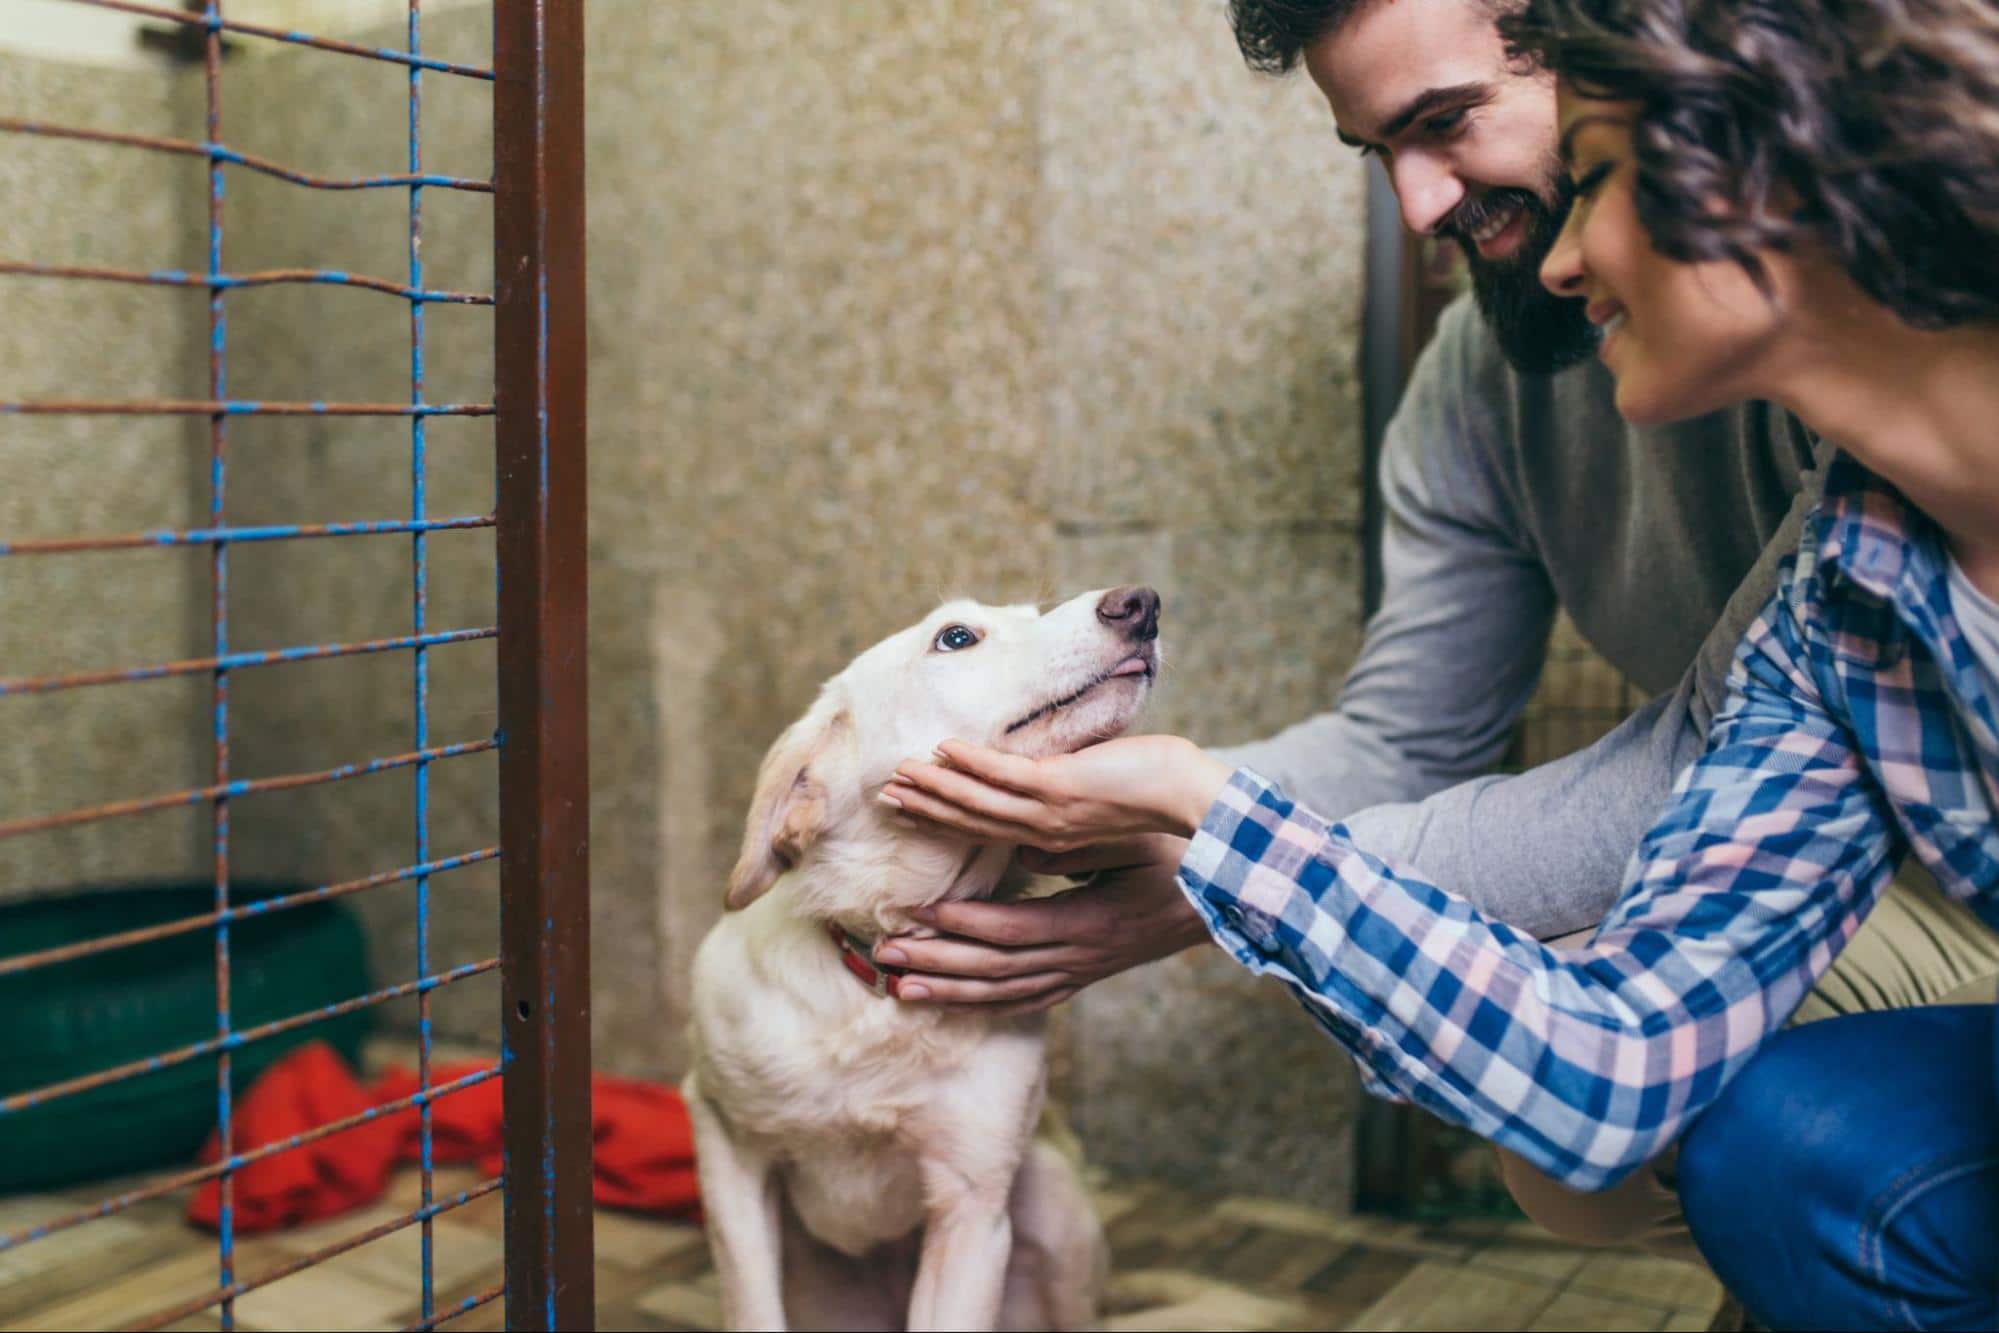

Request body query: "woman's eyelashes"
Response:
[1571, 160, 1614, 199]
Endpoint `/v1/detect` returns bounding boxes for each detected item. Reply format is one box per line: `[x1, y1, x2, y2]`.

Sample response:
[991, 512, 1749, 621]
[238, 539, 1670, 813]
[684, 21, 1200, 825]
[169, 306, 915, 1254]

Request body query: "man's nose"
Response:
[1095, 585, 1160, 642]
[1540, 206, 1588, 297]
[1390, 153, 1466, 238]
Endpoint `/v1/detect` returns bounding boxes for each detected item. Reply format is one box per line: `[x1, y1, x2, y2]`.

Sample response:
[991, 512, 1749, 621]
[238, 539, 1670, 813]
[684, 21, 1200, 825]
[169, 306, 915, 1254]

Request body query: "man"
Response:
[879, 0, 1999, 1258]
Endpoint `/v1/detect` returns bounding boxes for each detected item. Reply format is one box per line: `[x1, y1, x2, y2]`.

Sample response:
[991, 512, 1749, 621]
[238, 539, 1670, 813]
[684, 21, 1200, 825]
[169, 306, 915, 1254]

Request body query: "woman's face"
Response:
[1539, 85, 1787, 425]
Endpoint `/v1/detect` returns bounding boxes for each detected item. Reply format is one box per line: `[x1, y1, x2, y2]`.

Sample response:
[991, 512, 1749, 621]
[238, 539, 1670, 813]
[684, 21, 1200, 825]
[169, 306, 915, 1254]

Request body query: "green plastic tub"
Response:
[0, 882, 374, 1193]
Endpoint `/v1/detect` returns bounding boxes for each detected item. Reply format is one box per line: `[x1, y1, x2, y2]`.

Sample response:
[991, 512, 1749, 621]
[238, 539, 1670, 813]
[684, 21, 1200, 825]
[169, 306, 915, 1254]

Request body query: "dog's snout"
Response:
[1095, 585, 1160, 642]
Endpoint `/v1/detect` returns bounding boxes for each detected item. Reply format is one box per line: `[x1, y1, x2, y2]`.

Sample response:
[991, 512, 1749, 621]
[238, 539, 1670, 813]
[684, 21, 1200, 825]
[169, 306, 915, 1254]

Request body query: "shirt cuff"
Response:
[1176, 767, 1299, 970]
[1174, 768, 1407, 1101]
[1177, 766, 1363, 964]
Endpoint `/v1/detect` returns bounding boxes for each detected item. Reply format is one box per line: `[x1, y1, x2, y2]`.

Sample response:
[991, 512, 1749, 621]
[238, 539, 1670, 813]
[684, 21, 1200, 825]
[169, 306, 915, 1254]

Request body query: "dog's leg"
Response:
[906, 1159, 1014, 1333]
[685, 1078, 789, 1332]
[998, 1141, 1106, 1332]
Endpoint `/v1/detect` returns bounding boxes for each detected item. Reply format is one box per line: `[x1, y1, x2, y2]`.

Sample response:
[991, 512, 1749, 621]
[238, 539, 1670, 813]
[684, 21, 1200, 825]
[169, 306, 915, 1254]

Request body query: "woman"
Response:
[881, 0, 1999, 1325]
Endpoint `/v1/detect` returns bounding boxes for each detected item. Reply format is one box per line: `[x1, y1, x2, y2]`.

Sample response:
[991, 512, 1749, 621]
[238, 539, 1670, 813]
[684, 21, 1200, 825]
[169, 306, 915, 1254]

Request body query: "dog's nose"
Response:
[1096, 585, 1160, 643]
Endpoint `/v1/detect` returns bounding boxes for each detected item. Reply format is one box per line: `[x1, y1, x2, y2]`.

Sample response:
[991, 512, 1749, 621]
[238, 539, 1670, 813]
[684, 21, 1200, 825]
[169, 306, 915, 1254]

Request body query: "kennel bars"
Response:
[0, 1, 592, 1328]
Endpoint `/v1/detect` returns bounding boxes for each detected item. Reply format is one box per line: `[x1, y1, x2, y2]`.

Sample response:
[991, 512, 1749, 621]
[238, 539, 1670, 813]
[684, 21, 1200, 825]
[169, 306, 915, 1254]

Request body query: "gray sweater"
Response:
[1218, 294, 1823, 939]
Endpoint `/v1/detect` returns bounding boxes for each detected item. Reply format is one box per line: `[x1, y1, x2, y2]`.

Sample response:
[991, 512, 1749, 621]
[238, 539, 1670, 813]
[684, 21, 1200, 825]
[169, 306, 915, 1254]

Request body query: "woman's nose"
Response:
[1540, 207, 1588, 298]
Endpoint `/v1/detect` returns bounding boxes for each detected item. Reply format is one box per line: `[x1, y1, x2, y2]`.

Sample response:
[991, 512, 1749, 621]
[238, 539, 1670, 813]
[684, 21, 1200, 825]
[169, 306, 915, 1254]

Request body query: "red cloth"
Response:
[186, 1041, 700, 1234]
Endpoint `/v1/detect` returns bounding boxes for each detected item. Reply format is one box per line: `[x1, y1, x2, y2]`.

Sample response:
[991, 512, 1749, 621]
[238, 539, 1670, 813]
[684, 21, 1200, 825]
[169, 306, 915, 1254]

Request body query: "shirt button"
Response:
[1218, 903, 1247, 931]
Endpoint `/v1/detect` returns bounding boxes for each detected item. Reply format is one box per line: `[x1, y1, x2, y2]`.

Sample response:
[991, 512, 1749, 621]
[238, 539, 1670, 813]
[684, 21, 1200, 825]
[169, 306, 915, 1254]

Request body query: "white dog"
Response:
[684, 586, 1163, 1332]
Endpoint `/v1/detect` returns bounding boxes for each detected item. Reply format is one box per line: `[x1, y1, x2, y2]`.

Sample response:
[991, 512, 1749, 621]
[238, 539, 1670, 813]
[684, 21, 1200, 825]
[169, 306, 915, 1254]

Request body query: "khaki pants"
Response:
[1494, 865, 1999, 1263]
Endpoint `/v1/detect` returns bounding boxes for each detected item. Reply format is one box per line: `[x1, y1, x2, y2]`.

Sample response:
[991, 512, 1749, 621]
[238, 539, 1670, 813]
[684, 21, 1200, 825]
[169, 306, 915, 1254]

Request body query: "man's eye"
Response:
[933, 625, 981, 652]
[1424, 110, 1466, 139]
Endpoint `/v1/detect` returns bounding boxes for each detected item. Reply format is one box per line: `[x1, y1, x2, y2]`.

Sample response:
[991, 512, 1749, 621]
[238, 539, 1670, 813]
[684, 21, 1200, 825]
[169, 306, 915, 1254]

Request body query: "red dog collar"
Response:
[826, 922, 907, 998]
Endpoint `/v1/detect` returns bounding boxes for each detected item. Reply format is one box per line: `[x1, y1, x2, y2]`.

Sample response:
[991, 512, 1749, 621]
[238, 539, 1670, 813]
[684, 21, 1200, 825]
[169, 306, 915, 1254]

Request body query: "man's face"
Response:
[1305, 0, 1597, 373]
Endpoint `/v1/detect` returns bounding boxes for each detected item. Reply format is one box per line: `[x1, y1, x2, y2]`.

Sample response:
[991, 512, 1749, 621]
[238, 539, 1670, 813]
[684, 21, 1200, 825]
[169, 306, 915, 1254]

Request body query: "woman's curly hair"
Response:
[1498, 0, 1999, 328]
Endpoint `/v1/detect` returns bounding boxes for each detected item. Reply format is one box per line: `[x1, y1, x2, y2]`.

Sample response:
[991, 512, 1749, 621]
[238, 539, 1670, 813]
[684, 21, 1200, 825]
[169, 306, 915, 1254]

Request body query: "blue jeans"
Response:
[1677, 1004, 1998, 1331]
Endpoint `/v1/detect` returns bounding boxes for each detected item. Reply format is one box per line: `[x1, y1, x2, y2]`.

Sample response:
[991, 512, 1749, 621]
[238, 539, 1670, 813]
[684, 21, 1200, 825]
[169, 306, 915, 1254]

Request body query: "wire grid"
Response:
[0, 2, 589, 1328]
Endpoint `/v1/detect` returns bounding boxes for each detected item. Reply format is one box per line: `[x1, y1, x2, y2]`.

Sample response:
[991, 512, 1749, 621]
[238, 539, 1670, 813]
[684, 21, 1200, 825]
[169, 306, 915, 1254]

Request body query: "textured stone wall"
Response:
[0, 51, 210, 896]
[6, 0, 1371, 1207]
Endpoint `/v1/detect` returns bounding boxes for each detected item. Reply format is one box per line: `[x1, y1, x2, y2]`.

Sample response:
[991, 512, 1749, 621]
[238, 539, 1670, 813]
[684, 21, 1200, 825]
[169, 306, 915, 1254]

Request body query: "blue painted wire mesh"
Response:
[0, 3, 573, 1327]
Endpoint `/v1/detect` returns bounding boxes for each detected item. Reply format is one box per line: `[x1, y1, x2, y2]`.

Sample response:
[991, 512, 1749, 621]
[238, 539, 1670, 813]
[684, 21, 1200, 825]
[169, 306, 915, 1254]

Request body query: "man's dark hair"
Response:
[1227, 0, 1369, 74]
[1500, 0, 1999, 330]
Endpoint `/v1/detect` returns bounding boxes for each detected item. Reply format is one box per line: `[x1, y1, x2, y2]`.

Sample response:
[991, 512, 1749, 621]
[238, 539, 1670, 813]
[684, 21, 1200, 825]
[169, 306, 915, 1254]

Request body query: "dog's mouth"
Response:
[1001, 645, 1156, 737]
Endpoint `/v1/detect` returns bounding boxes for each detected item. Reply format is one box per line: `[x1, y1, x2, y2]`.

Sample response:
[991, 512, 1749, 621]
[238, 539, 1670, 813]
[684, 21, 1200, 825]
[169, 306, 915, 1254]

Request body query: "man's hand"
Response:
[876, 834, 1213, 1016]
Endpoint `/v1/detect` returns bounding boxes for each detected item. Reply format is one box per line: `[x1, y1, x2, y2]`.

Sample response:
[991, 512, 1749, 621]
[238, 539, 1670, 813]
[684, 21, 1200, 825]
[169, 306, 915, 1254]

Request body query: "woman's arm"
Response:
[888, 584, 1906, 1191]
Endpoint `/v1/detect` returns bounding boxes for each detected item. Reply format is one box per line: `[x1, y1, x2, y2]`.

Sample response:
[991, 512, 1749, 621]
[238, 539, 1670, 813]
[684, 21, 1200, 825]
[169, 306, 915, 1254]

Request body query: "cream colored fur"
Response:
[685, 589, 1160, 1332]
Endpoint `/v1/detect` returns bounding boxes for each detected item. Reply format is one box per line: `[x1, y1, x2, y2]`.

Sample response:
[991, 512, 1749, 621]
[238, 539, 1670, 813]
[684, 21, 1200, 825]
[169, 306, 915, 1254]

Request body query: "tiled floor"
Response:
[0, 1161, 1727, 1331]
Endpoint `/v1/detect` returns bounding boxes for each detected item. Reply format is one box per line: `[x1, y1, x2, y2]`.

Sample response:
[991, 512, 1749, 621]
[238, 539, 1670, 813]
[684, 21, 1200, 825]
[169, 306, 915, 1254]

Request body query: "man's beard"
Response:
[1440, 172, 1598, 375]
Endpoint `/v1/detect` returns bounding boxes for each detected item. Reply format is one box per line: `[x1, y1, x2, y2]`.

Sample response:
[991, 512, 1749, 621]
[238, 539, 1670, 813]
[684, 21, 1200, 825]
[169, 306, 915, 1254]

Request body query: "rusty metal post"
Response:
[494, 1, 593, 1328]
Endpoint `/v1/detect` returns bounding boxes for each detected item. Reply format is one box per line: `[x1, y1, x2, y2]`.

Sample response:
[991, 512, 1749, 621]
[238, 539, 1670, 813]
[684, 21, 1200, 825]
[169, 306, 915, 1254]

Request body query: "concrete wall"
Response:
[5, 0, 1371, 1205]
[0, 48, 210, 896]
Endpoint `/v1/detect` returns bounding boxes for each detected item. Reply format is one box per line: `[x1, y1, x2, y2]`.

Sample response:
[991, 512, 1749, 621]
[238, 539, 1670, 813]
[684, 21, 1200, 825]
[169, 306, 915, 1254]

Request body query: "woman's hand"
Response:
[878, 733, 1234, 852]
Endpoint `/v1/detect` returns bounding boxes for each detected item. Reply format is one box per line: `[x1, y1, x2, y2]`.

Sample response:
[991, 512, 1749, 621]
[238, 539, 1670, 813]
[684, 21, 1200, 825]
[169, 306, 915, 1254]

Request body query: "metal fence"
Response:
[0, 2, 591, 1327]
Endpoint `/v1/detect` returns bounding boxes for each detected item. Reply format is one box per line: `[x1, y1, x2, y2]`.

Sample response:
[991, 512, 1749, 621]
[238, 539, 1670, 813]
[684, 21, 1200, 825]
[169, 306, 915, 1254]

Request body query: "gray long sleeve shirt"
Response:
[1215, 294, 1822, 939]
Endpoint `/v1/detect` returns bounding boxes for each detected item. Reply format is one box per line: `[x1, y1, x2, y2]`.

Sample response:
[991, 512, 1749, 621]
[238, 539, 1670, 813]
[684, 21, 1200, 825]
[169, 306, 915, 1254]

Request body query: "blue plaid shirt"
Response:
[1179, 455, 1999, 1191]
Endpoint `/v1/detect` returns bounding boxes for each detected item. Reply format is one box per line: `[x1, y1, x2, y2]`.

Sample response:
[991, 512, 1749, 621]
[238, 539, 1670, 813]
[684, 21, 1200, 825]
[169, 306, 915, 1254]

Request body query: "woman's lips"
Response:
[1586, 300, 1629, 356]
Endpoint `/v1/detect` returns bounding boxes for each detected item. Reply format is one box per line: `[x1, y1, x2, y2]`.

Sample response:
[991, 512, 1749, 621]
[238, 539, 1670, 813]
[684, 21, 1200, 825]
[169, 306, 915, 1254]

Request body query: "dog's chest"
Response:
[782, 1135, 927, 1256]
[713, 1018, 979, 1253]
[712, 1000, 982, 1140]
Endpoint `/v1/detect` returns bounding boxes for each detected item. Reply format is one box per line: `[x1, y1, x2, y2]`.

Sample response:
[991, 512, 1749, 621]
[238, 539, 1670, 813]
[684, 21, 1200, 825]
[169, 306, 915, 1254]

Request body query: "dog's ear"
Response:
[725, 701, 852, 910]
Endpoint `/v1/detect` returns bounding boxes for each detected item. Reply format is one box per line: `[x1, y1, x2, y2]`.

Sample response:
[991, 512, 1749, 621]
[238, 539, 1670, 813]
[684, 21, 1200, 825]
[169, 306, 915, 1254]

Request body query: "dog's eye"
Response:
[932, 624, 981, 653]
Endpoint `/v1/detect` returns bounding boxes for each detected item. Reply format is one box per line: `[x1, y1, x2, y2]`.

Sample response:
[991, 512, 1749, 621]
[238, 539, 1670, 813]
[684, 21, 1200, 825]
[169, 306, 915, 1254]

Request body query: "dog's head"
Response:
[724, 586, 1162, 910]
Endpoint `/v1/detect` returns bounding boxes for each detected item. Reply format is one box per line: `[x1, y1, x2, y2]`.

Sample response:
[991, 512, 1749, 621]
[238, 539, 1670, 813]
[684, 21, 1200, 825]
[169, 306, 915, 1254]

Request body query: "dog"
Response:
[683, 585, 1163, 1332]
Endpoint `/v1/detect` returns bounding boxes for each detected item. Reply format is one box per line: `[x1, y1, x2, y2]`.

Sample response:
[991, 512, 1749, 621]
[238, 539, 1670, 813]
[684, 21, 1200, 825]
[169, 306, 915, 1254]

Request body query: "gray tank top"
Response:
[1946, 555, 1999, 693]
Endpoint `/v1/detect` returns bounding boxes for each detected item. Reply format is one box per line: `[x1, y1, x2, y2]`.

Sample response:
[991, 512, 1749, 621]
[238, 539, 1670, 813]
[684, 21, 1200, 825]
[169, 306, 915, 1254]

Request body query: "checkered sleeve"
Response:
[1177, 582, 1903, 1191]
